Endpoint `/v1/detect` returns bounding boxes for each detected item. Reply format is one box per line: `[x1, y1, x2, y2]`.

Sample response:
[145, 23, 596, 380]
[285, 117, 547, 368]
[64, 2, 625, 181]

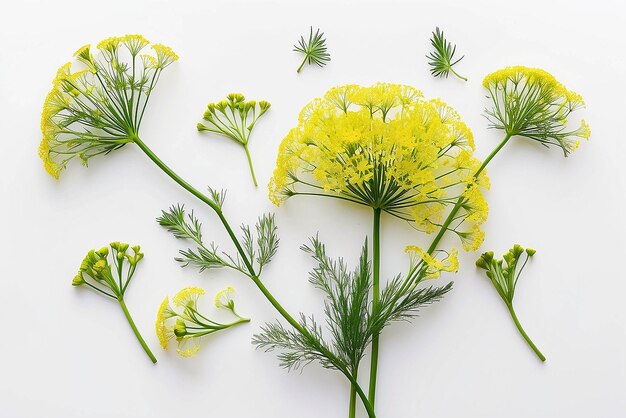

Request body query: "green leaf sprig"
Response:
[293, 27, 331, 73]
[426, 27, 467, 81]
[253, 237, 452, 416]
[157, 202, 279, 278]
[197, 94, 271, 187]
[476, 244, 545, 361]
[72, 242, 156, 363]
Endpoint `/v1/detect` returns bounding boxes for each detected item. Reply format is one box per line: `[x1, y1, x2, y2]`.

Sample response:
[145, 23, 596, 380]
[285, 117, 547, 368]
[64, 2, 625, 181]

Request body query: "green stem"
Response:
[349, 368, 358, 418]
[426, 134, 512, 254]
[132, 136, 377, 418]
[451, 68, 468, 82]
[368, 208, 382, 407]
[506, 302, 546, 362]
[297, 58, 307, 73]
[118, 297, 157, 364]
[243, 144, 258, 187]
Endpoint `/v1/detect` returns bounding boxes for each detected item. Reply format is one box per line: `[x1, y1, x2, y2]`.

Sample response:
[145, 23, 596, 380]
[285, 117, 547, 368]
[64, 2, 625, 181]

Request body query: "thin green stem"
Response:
[118, 298, 157, 364]
[506, 302, 546, 362]
[243, 144, 258, 187]
[368, 208, 382, 406]
[451, 68, 468, 82]
[131, 136, 376, 418]
[297, 57, 307, 73]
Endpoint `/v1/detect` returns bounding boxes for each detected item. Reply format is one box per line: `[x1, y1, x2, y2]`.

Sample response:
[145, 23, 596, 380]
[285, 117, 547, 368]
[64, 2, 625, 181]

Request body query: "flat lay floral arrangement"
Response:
[38, 28, 590, 418]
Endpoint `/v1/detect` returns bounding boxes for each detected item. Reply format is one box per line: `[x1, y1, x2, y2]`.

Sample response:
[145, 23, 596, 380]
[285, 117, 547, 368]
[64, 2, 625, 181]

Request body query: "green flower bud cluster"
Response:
[72, 241, 156, 363]
[476, 244, 545, 361]
[197, 93, 271, 187]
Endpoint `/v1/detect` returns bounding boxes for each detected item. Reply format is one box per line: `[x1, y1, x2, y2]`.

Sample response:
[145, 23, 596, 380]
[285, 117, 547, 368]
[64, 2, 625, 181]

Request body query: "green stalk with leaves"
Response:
[39, 34, 377, 417]
[269, 71, 589, 415]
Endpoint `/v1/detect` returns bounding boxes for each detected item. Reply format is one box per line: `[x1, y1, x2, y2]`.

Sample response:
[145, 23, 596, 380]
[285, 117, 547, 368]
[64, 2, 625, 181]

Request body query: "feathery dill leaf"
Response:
[293, 27, 331, 73]
[426, 27, 467, 81]
[158, 204, 279, 277]
[253, 236, 455, 374]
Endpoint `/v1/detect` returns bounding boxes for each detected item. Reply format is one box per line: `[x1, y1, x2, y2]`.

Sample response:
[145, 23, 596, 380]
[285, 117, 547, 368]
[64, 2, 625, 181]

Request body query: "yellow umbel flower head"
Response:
[269, 83, 489, 250]
[155, 287, 249, 358]
[483, 66, 590, 156]
[39, 34, 178, 179]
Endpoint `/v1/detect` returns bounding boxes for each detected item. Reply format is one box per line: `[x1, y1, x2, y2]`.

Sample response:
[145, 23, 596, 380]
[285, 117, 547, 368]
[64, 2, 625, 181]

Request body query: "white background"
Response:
[1, 0, 624, 417]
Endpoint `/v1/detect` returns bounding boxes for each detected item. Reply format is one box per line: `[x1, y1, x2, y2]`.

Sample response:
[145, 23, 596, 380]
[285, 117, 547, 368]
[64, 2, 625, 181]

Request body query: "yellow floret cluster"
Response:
[483, 66, 590, 156]
[269, 83, 489, 250]
[39, 34, 178, 179]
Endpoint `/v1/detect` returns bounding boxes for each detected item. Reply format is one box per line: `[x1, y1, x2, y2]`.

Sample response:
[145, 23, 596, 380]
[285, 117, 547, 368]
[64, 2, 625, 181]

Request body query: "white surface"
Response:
[1, 0, 624, 417]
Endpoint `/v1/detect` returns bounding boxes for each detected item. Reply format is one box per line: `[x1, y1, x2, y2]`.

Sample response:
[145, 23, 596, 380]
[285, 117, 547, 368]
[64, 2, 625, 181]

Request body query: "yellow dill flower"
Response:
[405, 246, 459, 279]
[214, 286, 235, 309]
[156, 287, 249, 358]
[155, 296, 176, 349]
[172, 287, 205, 308]
[151, 44, 179, 68]
[483, 66, 590, 156]
[269, 83, 489, 244]
[38, 34, 177, 179]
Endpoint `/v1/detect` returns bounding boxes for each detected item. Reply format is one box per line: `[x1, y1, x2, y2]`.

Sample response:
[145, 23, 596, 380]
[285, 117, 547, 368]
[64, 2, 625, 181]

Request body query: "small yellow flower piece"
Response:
[405, 246, 459, 279]
[155, 297, 176, 349]
[151, 44, 179, 68]
[214, 286, 235, 309]
[172, 287, 205, 308]
[155, 287, 250, 358]
[483, 66, 590, 156]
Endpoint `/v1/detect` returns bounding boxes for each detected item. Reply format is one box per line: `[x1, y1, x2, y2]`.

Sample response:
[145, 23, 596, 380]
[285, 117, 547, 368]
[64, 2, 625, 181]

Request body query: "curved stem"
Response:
[118, 297, 157, 364]
[243, 144, 258, 187]
[368, 208, 382, 406]
[451, 68, 468, 82]
[132, 136, 376, 417]
[506, 303, 546, 362]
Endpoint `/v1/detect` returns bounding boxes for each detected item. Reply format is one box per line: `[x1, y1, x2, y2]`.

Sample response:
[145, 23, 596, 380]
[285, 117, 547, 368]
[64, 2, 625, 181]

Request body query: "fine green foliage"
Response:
[426, 27, 467, 81]
[293, 27, 331, 73]
[476, 244, 545, 361]
[197, 94, 271, 187]
[253, 236, 453, 374]
[157, 204, 279, 277]
[72, 242, 157, 363]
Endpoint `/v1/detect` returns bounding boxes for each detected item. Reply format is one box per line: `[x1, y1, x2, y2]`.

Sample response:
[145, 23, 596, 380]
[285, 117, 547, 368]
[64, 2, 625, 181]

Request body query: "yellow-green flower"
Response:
[155, 287, 249, 358]
[72, 242, 155, 363]
[269, 83, 489, 250]
[39, 34, 178, 179]
[483, 66, 590, 156]
[197, 93, 271, 187]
